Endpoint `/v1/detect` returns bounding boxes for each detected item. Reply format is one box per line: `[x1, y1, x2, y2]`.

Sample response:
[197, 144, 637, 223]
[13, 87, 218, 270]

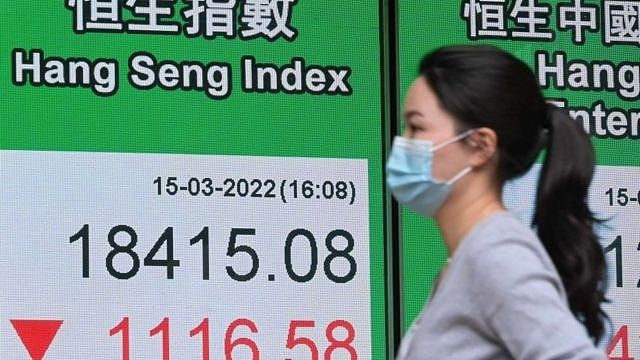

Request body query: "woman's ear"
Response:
[466, 127, 498, 167]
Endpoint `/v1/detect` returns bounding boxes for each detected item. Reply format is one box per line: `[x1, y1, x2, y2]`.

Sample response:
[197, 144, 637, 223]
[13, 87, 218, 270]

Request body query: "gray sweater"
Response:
[397, 212, 606, 360]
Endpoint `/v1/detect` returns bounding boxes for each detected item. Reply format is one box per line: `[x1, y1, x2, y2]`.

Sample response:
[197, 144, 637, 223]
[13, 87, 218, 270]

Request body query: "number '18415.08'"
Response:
[69, 225, 357, 283]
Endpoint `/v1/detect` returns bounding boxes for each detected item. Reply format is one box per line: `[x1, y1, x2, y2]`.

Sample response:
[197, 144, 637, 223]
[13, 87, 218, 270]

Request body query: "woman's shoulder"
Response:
[454, 211, 566, 306]
[459, 211, 548, 261]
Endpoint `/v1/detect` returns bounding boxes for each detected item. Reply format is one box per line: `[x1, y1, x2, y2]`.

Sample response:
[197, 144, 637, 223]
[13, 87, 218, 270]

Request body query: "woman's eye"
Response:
[409, 124, 422, 133]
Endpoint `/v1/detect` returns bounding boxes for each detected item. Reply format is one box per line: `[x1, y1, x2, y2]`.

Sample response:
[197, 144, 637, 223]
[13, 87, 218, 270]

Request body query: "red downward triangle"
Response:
[10, 320, 63, 360]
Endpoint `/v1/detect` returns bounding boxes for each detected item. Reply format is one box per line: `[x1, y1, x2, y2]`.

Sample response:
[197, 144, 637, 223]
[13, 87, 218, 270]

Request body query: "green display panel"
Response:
[398, 0, 639, 357]
[1, 1, 391, 358]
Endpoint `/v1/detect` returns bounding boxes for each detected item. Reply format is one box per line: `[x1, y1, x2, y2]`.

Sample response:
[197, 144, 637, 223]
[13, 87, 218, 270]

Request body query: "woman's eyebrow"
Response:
[403, 110, 424, 121]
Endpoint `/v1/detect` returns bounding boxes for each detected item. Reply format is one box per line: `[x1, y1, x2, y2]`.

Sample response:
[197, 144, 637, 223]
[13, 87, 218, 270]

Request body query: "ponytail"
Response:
[533, 105, 608, 342]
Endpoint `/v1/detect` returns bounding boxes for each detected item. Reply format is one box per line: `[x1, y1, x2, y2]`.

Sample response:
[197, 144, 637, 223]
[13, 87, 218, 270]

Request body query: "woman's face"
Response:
[402, 76, 472, 181]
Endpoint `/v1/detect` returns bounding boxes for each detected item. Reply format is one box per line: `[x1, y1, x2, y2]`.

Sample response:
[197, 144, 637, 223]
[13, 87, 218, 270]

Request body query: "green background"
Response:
[4, 0, 638, 357]
[0, 1, 390, 358]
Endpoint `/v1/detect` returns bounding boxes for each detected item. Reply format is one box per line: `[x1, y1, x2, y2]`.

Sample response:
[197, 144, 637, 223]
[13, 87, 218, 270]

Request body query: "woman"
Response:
[388, 45, 608, 359]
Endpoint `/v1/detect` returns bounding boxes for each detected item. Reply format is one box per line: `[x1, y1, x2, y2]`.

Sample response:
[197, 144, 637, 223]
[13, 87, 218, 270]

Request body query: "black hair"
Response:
[419, 45, 608, 342]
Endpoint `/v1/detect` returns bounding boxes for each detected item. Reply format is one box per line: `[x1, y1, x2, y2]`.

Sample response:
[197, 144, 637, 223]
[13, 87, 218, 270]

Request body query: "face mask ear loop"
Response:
[446, 166, 472, 185]
[431, 129, 475, 152]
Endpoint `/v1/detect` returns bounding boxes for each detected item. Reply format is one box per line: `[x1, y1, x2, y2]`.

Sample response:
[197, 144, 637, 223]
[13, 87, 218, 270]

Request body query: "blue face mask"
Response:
[386, 130, 474, 217]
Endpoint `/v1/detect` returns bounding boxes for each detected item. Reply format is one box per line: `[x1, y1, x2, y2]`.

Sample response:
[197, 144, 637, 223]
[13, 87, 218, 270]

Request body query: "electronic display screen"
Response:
[3, 1, 637, 359]
[1, 1, 390, 359]
[398, 1, 639, 358]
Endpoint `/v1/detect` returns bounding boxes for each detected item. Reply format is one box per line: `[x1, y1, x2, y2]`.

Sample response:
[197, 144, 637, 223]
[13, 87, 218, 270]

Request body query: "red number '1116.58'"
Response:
[109, 317, 358, 360]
